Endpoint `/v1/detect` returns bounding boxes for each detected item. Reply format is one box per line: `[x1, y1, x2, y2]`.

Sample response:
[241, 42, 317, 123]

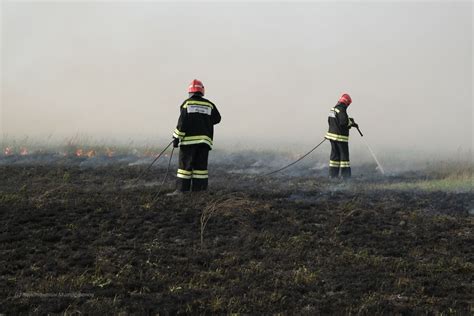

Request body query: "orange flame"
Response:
[75, 149, 83, 157]
[20, 148, 28, 156]
[4, 147, 13, 156]
[105, 148, 115, 158]
[86, 150, 95, 158]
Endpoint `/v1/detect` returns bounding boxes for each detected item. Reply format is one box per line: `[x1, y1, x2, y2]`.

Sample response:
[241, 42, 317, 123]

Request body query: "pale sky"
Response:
[1, 1, 472, 154]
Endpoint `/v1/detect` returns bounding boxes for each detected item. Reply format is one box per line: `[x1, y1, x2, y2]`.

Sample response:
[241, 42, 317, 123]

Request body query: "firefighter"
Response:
[168, 79, 221, 195]
[325, 93, 358, 179]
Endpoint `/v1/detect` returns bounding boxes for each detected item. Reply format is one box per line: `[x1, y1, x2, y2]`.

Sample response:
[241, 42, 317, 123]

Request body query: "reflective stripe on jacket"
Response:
[325, 103, 355, 143]
[173, 95, 221, 149]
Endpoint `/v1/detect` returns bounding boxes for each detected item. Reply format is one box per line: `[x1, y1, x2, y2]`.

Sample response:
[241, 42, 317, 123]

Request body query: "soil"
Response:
[0, 158, 473, 314]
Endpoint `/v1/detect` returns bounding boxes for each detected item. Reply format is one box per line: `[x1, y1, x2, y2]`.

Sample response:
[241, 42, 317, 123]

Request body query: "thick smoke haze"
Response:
[1, 1, 472, 157]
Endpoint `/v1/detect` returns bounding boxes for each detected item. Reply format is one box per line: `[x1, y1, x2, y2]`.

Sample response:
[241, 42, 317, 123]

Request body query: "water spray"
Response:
[355, 127, 385, 175]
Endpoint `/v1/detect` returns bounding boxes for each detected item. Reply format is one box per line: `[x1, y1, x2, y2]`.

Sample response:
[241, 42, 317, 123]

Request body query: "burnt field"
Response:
[0, 155, 473, 314]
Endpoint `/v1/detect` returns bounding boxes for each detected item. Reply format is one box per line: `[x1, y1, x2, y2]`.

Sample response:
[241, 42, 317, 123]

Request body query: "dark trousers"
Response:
[176, 144, 209, 192]
[329, 140, 351, 178]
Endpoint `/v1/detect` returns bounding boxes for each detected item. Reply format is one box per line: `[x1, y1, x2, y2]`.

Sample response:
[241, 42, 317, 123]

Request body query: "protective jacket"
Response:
[172, 95, 221, 149]
[325, 102, 356, 142]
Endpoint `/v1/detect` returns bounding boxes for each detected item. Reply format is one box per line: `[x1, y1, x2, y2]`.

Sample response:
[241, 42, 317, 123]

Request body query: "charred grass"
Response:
[0, 164, 473, 314]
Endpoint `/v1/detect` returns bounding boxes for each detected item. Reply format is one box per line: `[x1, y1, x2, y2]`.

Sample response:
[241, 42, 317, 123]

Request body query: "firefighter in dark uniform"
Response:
[169, 79, 221, 194]
[325, 93, 358, 179]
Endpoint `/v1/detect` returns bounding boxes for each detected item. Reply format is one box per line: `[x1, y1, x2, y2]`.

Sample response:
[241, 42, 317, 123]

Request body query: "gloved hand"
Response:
[173, 137, 180, 148]
[349, 118, 358, 128]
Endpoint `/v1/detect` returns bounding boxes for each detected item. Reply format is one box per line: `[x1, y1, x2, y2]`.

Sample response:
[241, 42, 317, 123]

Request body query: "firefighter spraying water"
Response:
[260, 93, 384, 178]
[325, 93, 357, 179]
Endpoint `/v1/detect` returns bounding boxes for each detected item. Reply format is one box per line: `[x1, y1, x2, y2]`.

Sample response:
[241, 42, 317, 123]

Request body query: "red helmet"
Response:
[188, 79, 205, 95]
[338, 93, 352, 106]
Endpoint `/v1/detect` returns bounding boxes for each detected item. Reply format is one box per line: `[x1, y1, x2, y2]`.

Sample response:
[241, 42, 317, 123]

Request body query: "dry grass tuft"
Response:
[200, 193, 258, 246]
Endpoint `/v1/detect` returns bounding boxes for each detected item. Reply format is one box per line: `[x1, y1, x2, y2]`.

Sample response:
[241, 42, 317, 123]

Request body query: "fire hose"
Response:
[150, 146, 175, 203]
[132, 139, 174, 185]
[128, 139, 175, 200]
[261, 125, 384, 177]
[261, 138, 327, 177]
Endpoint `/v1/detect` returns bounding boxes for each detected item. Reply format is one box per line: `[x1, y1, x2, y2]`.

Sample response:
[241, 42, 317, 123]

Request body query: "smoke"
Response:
[1, 1, 472, 159]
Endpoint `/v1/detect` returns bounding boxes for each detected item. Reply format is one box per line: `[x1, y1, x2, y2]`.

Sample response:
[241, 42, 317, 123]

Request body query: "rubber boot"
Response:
[341, 167, 351, 179]
[329, 166, 340, 178]
[192, 178, 208, 192]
